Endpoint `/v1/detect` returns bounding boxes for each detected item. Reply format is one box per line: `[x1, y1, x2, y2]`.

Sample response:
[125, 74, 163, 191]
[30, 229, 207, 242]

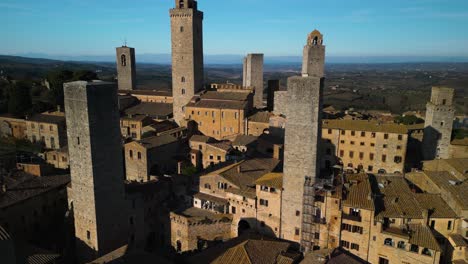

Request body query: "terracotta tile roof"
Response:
[134, 134, 178, 149]
[121, 114, 151, 122]
[194, 192, 229, 205]
[173, 207, 232, 224]
[248, 111, 271, 123]
[125, 102, 173, 118]
[450, 234, 468, 247]
[255, 173, 283, 189]
[0, 172, 70, 209]
[202, 91, 250, 101]
[26, 114, 65, 125]
[408, 224, 441, 251]
[0, 225, 10, 241]
[207, 141, 232, 152]
[226, 187, 256, 199]
[424, 171, 468, 210]
[443, 158, 468, 176]
[322, 119, 408, 134]
[212, 239, 293, 264]
[374, 176, 423, 219]
[451, 138, 468, 146]
[415, 193, 457, 218]
[118, 89, 172, 97]
[232, 135, 258, 147]
[186, 100, 248, 110]
[190, 134, 212, 143]
[219, 158, 280, 191]
[186, 91, 251, 110]
[343, 173, 374, 210]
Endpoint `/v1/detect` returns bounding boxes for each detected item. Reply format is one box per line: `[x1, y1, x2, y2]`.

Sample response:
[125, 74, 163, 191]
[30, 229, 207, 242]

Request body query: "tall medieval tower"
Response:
[64, 81, 128, 262]
[280, 30, 325, 251]
[170, 0, 204, 125]
[116, 46, 136, 90]
[243, 54, 264, 108]
[423, 87, 455, 160]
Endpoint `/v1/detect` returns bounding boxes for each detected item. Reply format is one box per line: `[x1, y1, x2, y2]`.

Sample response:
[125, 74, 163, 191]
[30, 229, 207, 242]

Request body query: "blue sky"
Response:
[2, 0, 468, 57]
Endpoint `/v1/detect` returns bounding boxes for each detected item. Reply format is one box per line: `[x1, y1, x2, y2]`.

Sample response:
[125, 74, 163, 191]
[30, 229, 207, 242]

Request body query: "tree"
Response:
[8, 81, 32, 117]
[73, 70, 98, 81]
[394, 115, 424, 125]
[46, 70, 73, 108]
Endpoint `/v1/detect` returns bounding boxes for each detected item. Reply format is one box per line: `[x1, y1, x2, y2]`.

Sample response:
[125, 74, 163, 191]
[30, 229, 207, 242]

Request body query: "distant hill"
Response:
[9, 53, 468, 65]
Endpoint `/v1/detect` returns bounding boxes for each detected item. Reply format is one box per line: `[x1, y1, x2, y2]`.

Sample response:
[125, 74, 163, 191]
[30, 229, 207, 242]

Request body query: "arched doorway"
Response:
[238, 220, 251, 236]
[176, 240, 182, 253]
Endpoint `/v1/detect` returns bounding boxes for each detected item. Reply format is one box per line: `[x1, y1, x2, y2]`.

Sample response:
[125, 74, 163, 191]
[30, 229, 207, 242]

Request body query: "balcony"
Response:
[342, 213, 362, 222]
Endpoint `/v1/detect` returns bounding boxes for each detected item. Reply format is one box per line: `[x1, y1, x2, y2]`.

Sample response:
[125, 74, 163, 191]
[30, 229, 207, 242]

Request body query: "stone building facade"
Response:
[189, 135, 233, 169]
[423, 86, 455, 160]
[185, 90, 253, 140]
[116, 46, 136, 91]
[118, 90, 173, 103]
[321, 119, 408, 174]
[64, 81, 128, 262]
[170, 0, 204, 125]
[44, 147, 69, 170]
[0, 115, 26, 139]
[120, 114, 154, 140]
[243, 54, 264, 108]
[124, 134, 180, 182]
[25, 113, 67, 150]
[281, 30, 324, 250]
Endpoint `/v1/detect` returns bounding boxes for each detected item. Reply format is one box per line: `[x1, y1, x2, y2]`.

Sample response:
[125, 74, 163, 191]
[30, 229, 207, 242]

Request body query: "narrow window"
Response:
[137, 152, 142, 160]
[180, 26, 184, 32]
[121, 54, 127, 66]
[87, 230, 91, 240]
[181, 77, 185, 82]
[295, 228, 300, 236]
[448, 221, 452, 230]
[382, 155, 387, 162]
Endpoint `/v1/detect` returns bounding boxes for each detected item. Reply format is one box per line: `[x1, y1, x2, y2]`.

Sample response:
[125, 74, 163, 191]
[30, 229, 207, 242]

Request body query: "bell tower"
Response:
[116, 46, 136, 91]
[302, 30, 325, 78]
[170, 0, 204, 125]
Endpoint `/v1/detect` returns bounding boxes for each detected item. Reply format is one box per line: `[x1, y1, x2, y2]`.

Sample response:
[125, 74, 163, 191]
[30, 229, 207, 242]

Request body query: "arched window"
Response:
[410, 244, 419, 253]
[313, 36, 318, 45]
[121, 54, 127, 66]
[384, 238, 394, 247]
[180, 26, 184, 32]
[422, 248, 432, 256]
[181, 89, 186, 95]
[181, 77, 185, 82]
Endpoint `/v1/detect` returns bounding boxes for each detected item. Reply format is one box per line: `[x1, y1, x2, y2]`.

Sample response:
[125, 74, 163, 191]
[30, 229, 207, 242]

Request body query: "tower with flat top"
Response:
[243, 54, 264, 108]
[423, 87, 455, 160]
[281, 30, 325, 251]
[170, 0, 204, 125]
[64, 81, 128, 262]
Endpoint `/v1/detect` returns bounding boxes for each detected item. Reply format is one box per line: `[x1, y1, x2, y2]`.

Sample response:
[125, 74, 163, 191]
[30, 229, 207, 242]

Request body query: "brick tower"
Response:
[243, 54, 264, 108]
[116, 46, 136, 90]
[64, 81, 128, 262]
[281, 30, 325, 251]
[170, 0, 204, 125]
[423, 87, 455, 160]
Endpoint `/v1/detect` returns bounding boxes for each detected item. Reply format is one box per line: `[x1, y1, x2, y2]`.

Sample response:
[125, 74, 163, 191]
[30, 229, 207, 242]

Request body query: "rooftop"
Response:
[415, 193, 458, 218]
[125, 102, 173, 118]
[207, 141, 232, 152]
[343, 173, 374, 211]
[451, 138, 468, 146]
[173, 207, 232, 224]
[232, 135, 258, 147]
[423, 171, 468, 210]
[26, 114, 65, 125]
[0, 172, 70, 209]
[374, 175, 423, 219]
[248, 111, 272, 123]
[255, 172, 283, 189]
[407, 224, 441, 251]
[133, 134, 178, 149]
[323, 119, 408, 134]
[186, 90, 251, 110]
[190, 134, 212, 143]
[187, 234, 298, 264]
[118, 89, 172, 97]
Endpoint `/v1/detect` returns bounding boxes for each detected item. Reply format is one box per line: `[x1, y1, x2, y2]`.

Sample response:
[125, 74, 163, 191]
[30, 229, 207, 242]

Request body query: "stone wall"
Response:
[243, 54, 264, 108]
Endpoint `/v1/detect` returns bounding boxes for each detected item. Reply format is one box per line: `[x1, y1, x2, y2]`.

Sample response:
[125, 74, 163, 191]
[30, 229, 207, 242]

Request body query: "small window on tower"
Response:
[181, 77, 185, 82]
[180, 26, 184, 32]
[121, 54, 127, 66]
[181, 89, 185, 95]
[442, 99, 446, 105]
[87, 230, 91, 240]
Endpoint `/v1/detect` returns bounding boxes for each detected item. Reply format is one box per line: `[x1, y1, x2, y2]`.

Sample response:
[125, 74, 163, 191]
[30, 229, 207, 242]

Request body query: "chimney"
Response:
[177, 161, 183, 175]
[421, 209, 429, 225]
[237, 165, 242, 174]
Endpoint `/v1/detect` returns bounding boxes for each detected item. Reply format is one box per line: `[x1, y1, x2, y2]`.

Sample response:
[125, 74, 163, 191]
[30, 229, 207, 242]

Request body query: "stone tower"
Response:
[267, 79, 280, 112]
[116, 46, 136, 90]
[64, 81, 128, 262]
[423, 86, 455, 160]
[243, 54, 264, 108]
[170, 0, 204, 125]
[281, 30, 325, 250]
